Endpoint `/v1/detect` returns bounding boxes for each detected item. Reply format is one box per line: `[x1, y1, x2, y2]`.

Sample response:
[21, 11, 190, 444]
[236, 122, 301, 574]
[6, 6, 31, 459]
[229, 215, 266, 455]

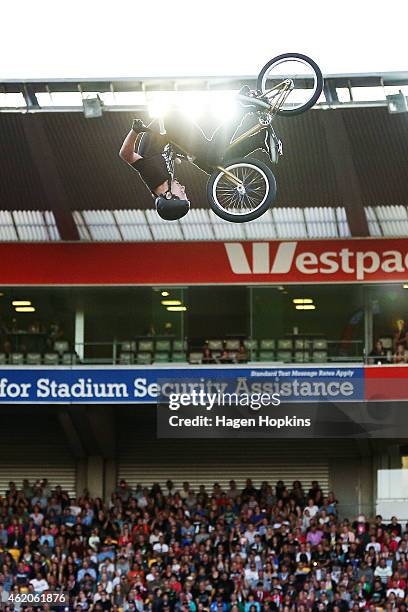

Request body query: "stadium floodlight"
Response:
[293, 298, 313, 304]
[147, 92, 175, 118]
[209, 91, 239, 122]
[177, 91, 206, 121]
[15, 306, 36, 312]
[82, 95, 103, 119]
[146, 90, 239, 120]
[295, 304, 316, 311]
[386, 91, 408, 114]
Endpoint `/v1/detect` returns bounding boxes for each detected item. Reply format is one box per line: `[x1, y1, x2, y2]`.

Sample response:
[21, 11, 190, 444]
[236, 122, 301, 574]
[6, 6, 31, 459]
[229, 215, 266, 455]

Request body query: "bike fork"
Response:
[215, 166, 244, 187]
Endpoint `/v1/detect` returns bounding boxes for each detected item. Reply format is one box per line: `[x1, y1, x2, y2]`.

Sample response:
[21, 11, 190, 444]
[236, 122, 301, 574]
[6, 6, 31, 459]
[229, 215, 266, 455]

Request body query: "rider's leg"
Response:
[205, 108, 249, 166]
[137, 110, 214, 173]
[223, 128, 271, 162]
[134, 121, 168, 157]
[163, 109, 214, 171]
[136, 110, 268, 172]
[206, 111, 272, 166]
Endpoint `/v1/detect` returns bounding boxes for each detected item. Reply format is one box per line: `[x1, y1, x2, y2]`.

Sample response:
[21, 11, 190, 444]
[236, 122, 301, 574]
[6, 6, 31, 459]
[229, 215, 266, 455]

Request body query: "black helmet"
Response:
[155, 192, 190, 221]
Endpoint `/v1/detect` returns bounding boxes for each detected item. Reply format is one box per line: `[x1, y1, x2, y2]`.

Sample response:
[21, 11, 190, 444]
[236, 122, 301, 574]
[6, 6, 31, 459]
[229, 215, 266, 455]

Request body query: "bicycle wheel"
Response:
[207, 158, 276, 223]
[257, 53, 323, 116]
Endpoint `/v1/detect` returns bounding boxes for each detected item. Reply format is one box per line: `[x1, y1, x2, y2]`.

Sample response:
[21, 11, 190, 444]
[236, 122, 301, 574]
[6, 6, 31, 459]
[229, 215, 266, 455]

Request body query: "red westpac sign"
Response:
[1, 238, 408, 285]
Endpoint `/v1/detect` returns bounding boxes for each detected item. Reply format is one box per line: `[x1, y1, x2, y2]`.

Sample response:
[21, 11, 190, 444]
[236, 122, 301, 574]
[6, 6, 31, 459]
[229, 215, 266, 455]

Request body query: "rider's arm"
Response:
[119, 129, 141, 165]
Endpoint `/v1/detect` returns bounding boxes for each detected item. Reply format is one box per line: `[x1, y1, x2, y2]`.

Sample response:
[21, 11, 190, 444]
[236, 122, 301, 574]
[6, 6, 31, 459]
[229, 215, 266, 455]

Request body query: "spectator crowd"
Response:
[0, 478, 408, 611]
[368, 320, 408, 365]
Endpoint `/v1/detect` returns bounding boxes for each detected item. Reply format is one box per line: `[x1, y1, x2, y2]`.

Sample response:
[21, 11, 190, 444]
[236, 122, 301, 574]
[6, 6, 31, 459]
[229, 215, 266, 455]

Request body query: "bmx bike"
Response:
[164, 53, 323, 223]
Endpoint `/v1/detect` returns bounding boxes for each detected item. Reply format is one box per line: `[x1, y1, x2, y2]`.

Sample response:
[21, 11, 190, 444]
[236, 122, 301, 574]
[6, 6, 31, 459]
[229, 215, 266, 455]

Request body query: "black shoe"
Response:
[132, 119, 151, 134]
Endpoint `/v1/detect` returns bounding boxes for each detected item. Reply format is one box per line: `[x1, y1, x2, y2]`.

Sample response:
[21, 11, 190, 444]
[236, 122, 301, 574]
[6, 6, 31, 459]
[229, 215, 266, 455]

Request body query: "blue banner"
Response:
[0, 366, 364, 403]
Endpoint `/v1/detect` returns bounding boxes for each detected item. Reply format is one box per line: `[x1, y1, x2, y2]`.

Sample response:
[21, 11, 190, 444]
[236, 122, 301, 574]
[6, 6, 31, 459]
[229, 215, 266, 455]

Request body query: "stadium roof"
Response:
[1, 104, 408, 241]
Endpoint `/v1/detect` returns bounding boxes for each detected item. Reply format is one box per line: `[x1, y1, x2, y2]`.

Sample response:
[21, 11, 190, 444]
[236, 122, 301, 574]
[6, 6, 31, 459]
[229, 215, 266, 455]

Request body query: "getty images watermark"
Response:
[168, 389, 281, 410]
[165, 390, 312, 430]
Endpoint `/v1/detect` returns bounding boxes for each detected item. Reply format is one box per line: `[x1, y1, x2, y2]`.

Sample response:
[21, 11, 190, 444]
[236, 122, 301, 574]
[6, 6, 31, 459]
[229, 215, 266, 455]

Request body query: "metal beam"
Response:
[323, 78, 339, 105]
[85, 407, 117, 459]
[57, 411, 86, 458]
[320, 110, 369, 237]
[22, 84, 40, 109]
[1, 71, 408, 93]
[22, 115, 80, 240]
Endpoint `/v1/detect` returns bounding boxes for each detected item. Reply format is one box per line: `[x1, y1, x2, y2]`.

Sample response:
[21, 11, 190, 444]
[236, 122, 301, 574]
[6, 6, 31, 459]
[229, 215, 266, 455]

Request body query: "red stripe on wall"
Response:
[0, 238, 408, 285]
[365, 366, 408, 400]
[365, 366, 408, 379]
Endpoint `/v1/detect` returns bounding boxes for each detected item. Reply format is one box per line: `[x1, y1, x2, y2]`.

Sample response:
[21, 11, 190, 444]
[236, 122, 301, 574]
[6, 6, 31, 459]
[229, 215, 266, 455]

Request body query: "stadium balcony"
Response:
[0, 336, 366, 366]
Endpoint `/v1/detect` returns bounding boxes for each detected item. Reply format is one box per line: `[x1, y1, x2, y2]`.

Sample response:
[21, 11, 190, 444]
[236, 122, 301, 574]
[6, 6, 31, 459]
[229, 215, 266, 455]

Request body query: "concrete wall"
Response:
[330, 454, 374, 519]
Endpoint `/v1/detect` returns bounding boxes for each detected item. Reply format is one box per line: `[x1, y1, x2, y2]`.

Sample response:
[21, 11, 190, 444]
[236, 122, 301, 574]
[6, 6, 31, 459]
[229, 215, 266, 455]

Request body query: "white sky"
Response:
[2, 0, 408, 80]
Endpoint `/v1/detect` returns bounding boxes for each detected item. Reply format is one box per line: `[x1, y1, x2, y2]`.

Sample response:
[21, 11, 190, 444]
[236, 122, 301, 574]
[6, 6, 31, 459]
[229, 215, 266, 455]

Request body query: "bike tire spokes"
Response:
[213, 163, 269, 215]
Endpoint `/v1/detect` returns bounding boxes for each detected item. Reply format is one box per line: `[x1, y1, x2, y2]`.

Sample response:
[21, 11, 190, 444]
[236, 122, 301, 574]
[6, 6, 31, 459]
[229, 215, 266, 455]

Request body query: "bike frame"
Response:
[225, 79, 292, 155]
[164, 78, 293, 188]
[212, 79, 292, 186]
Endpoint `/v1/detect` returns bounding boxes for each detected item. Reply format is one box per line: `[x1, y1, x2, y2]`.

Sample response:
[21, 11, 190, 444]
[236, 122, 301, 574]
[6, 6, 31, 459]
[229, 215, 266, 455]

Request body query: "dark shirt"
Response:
[368, 349, 388, 364]
[131, 154, 169, 192]
[395, 329, 408, 347]
[202, 355, 215, 364]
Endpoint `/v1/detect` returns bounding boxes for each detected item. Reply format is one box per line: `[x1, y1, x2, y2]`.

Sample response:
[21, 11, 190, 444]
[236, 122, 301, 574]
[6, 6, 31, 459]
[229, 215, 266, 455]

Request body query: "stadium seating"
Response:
[276, 350, 292, 363]
[153, 352, 170, 363]
[260, 339, 276, 350]
[118, 351, 135, 365]
[43, 352, 59, 365]
[121, 340, 137, 353]
[136, 352, 152, 365]
[208, 339, 223, 351]
[10, 352, 24, 365]
[138, 340, 154, 352]
[0, 335, 349, 365]
[173, 339, 187, 352]
[312, 350, 328, 363]
[0, 476, 402, 610]
[61, 352, 78, 365]
[155, 340, 171, 352]
[258, 350, 275, 362]
[225, 339, 240, 350]
[26, 352, 42, 365]
[277, 338, 293, 350]
[54, 340, 70, 354]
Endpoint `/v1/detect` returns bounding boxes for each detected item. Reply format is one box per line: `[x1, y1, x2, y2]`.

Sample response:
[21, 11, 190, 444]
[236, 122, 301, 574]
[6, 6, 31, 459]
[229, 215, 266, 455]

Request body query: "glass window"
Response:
[151, 287, 185, 342]
[186, 287, 249, 350]
[369, 284, 408, 356]
[0, 287, 75, 355]
[83, 287, 187, 362]
[251, 285, 365, 362]
[0, 283, 377, 365]
[83, 288, 152, 361]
